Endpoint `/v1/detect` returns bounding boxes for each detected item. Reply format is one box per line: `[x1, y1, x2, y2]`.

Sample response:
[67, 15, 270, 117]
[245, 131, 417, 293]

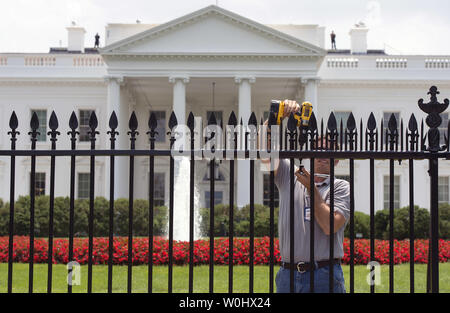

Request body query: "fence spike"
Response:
[49, 111, 59, 131]
[69, 111, 79, 130]
[129, 111, 138, 131]
[287, 112, 297, 132]
[168, 111, 178, 129]
[30, 111, 39, 131]
[89, 111, 98, 130]
[187, 112, 195, 131]
[109, 111, 118, 130]
[228, 111, 237, 126]
[248, 112, 257, 127]
[9, 111, 19, 130]
[148, 112, 158, 130]
[207, 111, 217, 126]
[347, 113, 356, 131]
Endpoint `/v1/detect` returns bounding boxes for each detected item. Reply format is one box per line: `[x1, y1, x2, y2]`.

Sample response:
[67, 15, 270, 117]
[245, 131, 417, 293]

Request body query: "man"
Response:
[330, 31, 336, 50]
[261, 100, 350, 293]
[94, 33, 100, 49]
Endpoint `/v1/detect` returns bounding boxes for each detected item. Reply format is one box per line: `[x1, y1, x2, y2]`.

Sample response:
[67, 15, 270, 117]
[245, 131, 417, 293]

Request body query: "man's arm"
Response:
[295, 168, 347, 235]
[259, 100, 301, 177]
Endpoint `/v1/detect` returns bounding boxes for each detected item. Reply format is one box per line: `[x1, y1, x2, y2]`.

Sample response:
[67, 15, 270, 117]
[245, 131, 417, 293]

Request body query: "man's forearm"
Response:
[308, 186, 341, 235]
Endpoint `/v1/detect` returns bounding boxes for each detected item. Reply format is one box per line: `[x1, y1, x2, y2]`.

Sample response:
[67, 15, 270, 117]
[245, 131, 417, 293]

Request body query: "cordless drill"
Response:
[269, 100, 313, 127]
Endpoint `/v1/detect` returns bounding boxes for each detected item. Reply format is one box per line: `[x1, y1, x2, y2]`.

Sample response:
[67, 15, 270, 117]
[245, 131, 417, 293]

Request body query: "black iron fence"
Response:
[1, 86, 448, 293]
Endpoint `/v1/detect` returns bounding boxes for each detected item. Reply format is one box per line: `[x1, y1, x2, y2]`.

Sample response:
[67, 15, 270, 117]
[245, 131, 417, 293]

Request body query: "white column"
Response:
[302, 77, 319, 118]
[105, 75, 128, 199]
[169, 76, 189, 126]
[235, 76, 255, 208]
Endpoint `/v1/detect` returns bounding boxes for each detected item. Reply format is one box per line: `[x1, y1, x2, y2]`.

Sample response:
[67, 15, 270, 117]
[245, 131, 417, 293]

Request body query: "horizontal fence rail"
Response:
[2, 86, 449, 293]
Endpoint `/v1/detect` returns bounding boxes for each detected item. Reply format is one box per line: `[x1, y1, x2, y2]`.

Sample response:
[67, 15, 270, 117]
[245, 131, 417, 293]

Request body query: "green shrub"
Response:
[344, 211, 370, 238]
[0, 196, 168, 237]
[198, 204, 279, 237]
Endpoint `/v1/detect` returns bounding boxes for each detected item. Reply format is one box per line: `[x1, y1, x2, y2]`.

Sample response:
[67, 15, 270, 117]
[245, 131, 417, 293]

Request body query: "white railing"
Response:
[375, 58, 407, 68]
[327, 57, 359, 68]
[72, 56, 104, 67]
[425, 58, 450, 69]
[25, 56, 56, 66]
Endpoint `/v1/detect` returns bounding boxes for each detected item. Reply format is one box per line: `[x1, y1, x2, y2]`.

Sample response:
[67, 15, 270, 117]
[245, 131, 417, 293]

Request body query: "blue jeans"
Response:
[275, 263, 346, 293]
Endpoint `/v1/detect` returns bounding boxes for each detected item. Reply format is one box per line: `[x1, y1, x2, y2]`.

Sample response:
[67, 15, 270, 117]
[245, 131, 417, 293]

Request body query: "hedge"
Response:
[0, 196, 167, 237]
[1, 196, 449, 240]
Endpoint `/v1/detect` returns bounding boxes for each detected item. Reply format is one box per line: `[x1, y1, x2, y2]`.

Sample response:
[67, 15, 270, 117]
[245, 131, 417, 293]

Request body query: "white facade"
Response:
[1, 5, 449, 214]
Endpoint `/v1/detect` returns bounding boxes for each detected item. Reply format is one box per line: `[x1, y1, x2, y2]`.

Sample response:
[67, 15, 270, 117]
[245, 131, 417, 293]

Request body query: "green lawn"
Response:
[0, 263, 448, 293]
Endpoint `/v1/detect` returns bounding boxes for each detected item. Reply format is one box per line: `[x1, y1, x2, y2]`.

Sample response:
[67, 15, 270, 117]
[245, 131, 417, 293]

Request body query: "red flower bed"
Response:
[0, 236, 448, 265]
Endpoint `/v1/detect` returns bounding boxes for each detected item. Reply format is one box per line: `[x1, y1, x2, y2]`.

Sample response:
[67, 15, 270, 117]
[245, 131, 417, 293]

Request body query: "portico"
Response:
[99, 5, 326, 206]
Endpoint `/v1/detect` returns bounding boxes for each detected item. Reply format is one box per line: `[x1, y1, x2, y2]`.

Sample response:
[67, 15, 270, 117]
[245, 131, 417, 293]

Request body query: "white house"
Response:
[1, 5, 449, 214]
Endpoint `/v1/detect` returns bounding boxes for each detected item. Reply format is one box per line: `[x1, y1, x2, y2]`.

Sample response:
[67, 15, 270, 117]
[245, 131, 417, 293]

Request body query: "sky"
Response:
[0, 0, 449, 55]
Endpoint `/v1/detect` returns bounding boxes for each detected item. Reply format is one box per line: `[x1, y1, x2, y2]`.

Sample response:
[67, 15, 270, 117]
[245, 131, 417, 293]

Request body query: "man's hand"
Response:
[295, 166, 312, 192]
[281, 99, 301, 119]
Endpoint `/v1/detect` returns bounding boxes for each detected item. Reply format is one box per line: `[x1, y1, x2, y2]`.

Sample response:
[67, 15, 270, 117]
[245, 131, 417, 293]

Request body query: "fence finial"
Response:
[418, 86, 449, 152]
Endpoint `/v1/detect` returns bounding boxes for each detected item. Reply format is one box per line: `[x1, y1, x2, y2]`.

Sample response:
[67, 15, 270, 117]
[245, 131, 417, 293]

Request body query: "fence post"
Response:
[418, 86, 449, 293]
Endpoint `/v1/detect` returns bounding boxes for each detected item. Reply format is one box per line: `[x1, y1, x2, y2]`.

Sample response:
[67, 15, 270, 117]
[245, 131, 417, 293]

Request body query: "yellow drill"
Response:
[269, 100, 313, 126]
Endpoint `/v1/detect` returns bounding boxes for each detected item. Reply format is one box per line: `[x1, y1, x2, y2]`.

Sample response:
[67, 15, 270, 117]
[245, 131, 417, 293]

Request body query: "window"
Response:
[150, 111, 166, 143]
[79, 110, 94, 142]
[31, 172, 46, 196]
[438, 112, 448, 146]
[202, 161, 225, 181]
[383, 175, 400, 209]
[334, 112, 351, 129]
[154, 172, 165, 206]
[31, 110, 47, 142]
[383, 112, 400, 136]
[206, 111, 223, 129]
[78, 173, 90, 199]
[205, 191, 223, 208]
[438, 176, 449, 205]
[263, 173, 279, 207]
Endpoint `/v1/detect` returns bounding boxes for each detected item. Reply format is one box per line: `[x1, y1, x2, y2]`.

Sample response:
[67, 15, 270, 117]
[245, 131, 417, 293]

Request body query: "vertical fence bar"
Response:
[47, 111, 59, 293]
[107, 112, 118, 293]
[168, 112, 177, 294]
[409, 158, 415, 293]
[429, 157, 439, 293]
[187, 112, 196, 293]
[347, 113, 356, 294]
[327, 113, 337, 293]
[267, 110, 277, 294]
[389, 158, 395, 293]
[249, 158, 255, 293]
[228, 164, 234, 293]
[207, 112, 217, 294]
[127, 112, 138, 293]
[68, 112, 79, 294]
[87, 112, 99, 293]
[367, 113, 376, 293]
[147, 112, 157, 293]
[349, 158, 355, 293]
[287, 113, 297, 293]
[248, 113, 257, 293]
[227, 112, 237, 294]
[7, 112, 19, 294]
[209, 158, 215, 293]
[309, 157, 315, 293]
[28, 113, 39, 293]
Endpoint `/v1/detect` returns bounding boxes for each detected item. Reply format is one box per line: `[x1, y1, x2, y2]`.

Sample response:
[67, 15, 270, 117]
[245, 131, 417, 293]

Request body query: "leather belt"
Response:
[281, 259, 341, 273]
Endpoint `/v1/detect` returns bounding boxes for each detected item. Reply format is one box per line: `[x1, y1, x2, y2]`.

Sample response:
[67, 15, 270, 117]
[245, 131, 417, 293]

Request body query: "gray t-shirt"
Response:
[274, 159, 350, 262]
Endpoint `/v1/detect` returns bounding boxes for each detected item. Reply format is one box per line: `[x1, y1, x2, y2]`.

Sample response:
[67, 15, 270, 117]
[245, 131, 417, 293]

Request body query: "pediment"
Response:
[101, 5, 325, 57]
